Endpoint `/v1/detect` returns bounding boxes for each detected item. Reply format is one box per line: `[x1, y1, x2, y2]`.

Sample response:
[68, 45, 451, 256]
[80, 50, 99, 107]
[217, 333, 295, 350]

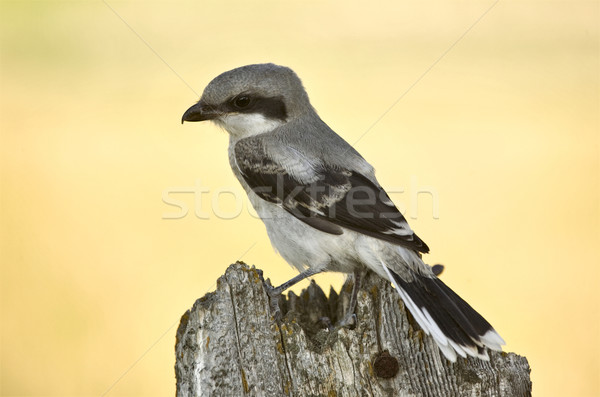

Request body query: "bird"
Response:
[182, 63, 505, 362]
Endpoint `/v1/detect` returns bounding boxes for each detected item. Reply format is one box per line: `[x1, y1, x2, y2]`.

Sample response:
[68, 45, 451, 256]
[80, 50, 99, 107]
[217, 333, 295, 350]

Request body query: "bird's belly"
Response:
[250, 193, 360, 273]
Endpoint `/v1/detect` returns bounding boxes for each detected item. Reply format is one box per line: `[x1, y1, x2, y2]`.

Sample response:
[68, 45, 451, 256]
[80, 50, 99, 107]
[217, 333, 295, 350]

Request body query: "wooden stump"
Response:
[175, 262, 531, 396]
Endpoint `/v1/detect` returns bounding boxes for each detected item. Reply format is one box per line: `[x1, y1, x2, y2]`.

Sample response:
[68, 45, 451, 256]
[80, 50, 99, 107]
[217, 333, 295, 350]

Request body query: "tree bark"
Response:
[175, 262, 531, 397]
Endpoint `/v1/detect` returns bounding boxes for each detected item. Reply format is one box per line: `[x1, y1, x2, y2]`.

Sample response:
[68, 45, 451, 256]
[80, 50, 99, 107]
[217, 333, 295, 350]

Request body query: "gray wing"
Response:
[234, 137, 429, 253]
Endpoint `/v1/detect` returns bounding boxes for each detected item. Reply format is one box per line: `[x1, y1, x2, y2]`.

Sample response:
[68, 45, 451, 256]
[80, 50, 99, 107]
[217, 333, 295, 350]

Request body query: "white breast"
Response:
[247, 190, 362, 273]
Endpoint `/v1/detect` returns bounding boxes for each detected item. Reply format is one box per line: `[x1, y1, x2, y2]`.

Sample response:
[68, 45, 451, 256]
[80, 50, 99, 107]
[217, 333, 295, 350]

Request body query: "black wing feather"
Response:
[235, 138, 429, 253]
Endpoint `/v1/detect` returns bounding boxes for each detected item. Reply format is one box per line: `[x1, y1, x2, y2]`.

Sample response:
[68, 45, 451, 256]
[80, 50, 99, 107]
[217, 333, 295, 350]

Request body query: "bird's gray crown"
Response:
[200, 63, 313, 118]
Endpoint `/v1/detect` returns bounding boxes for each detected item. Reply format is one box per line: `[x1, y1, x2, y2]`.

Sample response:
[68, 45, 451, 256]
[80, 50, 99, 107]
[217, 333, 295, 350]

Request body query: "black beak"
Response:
[181, 102, 221, 124]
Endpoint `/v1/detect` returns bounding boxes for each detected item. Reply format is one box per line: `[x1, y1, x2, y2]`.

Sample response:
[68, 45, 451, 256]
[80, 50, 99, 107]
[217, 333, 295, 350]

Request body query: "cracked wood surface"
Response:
[175, 262, 531, 396]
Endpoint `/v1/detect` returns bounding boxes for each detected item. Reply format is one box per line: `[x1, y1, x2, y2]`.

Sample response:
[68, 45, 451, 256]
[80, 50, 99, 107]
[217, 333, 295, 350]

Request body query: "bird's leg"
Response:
[336, 269, 364, 329]
[259, 267, 324, 320]
[431, 263, 444, 276]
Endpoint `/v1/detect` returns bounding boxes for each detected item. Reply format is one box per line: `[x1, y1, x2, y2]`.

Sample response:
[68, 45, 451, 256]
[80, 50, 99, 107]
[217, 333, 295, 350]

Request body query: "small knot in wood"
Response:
[373, 350, 399, 379]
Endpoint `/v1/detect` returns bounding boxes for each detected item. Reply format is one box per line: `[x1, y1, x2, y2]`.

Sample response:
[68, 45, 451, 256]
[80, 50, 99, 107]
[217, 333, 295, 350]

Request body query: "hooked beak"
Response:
[181, 101, 222, 124]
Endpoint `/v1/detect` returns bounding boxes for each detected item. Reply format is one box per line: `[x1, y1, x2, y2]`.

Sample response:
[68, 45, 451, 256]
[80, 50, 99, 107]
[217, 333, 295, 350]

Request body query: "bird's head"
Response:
[182, 63, 312, 138]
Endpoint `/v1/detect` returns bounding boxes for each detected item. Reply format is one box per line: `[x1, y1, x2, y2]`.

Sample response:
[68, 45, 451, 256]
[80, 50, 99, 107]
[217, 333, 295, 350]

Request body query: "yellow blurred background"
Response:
[1, 1, 598, 396]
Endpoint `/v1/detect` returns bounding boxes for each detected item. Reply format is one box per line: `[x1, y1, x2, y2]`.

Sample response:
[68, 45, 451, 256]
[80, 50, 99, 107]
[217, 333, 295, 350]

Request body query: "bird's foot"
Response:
[264, 285, 283, 322]
[334, 312, 357, 331]
[257, 270, 283, 321]
[318, 313, 357, 332]
[317, 316, 334, 331]
[431, 264, 444, 276]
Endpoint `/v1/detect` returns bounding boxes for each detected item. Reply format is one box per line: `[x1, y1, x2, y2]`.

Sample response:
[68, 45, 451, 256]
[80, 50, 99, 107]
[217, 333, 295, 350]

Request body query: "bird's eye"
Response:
[233, 95, 251, 109]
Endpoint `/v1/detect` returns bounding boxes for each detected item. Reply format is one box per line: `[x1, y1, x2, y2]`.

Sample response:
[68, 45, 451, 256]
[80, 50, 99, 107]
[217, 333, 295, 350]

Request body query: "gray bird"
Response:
[182, 63, 505, 361]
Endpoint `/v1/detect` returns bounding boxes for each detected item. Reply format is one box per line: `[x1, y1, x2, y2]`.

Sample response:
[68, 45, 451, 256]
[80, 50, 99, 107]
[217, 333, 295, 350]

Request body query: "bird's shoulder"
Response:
[234, 134, 322, 183]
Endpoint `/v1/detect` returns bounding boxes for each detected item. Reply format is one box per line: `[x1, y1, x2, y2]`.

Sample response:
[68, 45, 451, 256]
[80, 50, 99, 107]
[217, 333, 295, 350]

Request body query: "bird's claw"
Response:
[317, 316, 334, 331]
[335, 313, 357, 330]
[261, 279, 283, 322]
[318, 313, 358, 332]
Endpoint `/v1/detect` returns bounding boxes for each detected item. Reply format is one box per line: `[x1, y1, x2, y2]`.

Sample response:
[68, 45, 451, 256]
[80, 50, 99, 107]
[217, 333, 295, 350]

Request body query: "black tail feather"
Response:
[390, 270, 501, 360]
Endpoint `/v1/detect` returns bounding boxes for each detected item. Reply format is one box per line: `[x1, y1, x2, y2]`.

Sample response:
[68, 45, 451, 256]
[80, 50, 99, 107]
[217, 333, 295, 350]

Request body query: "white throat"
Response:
[215, 113, 284, 140]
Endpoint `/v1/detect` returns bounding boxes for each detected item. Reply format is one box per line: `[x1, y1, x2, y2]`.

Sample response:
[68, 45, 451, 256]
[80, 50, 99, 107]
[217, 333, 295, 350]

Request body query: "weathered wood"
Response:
[175, 262, 531, 397]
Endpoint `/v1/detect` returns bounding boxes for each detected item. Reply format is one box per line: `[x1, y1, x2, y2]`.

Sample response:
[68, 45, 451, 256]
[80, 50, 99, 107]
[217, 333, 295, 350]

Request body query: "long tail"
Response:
[381, 262, 505, 362]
